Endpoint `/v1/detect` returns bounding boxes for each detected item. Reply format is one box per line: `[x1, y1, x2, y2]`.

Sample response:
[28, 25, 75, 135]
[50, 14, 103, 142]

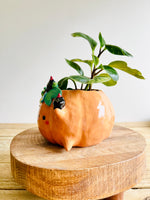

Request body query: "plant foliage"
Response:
[58, 32, 145, 90]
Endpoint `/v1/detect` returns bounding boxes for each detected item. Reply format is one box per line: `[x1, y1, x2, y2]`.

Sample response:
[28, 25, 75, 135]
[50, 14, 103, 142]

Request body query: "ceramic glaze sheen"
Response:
[38, 90, 115, 151]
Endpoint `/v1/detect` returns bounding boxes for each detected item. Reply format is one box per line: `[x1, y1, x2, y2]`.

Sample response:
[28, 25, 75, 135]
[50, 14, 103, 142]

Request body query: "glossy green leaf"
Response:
[105, 44, 133, 57]
[58, 77, 68, 90]
[102, 65, 119, 81]
[71, 58, 93, 68]
[92, 55, 99, 66]
[58, 77, 77, 90]
[99, 32, 106, 48]
[109, 61, 145, 79]
[69, 75, 90, 84]
[65, 59, 84, 75]
[71, 32, 97, 51]
[101, 73, 117, 86]
[89, 74, 111, 84]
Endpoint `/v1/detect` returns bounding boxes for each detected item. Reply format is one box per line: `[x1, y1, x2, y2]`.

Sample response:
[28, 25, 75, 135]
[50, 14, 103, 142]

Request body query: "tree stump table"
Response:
[10, 125, 146, 200]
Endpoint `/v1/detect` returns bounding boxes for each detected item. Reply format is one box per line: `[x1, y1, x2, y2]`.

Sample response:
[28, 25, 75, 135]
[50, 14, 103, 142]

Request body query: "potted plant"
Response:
[38, 32, 144, 151]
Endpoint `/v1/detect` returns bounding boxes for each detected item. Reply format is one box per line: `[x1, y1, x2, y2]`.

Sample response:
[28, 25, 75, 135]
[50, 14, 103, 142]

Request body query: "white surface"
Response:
[0, 0, 150, 123]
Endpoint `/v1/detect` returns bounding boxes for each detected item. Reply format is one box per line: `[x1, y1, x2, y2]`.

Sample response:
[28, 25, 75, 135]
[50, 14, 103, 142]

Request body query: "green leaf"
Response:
[58, 77, 78, 90]
[92, 55, 99, 66]
[71, 58, 93, 68]
[101, 73, 117, 86]
[109, 61, 145, 79]
[71, 32, 97, 51]
[105, 44, 133, 57]
[70, 74, 111, 85]
[65, 59, 84, 75]
[96, 64, 103, 70]
[102, 65, 119, 81]
[89, 74, 111, 84]
[69, 75, 90, 84]
[99, 32, 106, 48]
[58, 77, 68, 90]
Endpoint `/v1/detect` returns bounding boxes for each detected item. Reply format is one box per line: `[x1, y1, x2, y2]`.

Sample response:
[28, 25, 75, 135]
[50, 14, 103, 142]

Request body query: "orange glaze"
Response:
[38, 90, 115, 151]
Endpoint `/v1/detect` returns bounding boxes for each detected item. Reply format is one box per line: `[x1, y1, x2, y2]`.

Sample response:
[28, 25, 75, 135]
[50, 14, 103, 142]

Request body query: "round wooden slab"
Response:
[10, 126, 146, 200]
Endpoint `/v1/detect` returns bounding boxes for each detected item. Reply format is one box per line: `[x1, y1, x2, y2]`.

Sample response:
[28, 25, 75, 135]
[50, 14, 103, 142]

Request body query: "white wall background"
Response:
[0, 0, 150, 123]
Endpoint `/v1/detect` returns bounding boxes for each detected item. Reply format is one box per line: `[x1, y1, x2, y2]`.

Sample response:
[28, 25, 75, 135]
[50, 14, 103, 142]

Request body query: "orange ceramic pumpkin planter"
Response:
[38, 32, 144, 151]
[38, 90, 115, 151]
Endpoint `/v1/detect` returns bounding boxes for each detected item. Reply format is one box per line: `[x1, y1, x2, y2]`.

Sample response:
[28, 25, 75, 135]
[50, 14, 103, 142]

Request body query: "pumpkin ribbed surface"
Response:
[38, 90, 115, 151]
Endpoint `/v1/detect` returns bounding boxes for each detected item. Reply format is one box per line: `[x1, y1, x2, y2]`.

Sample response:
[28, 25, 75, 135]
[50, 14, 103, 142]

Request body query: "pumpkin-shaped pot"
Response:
[38, 90, 115, 151]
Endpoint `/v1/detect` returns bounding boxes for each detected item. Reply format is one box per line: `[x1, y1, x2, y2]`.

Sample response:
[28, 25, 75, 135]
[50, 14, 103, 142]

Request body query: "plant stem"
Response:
[94, 69, 103, 76]
[81, 83, 83, 90]
[84, 84, 89, 90]
[91, 68, 97, 79]
[97, 48, 106, 58]
[89, 68, 95, 90]
[88, 84, 92, 90]
[71, 79, 77, 90]
[88, 48, 106, 90]
[84, 48, 106, 91]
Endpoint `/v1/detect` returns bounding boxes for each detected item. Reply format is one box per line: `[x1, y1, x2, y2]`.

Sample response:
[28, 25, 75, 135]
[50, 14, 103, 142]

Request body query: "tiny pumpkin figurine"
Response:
[38, 32, 144, 151]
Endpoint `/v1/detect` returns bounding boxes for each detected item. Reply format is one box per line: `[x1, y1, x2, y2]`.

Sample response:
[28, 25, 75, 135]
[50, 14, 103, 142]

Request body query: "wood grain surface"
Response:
[0, 122, 149, 200]
[10, 125, 146, 200]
